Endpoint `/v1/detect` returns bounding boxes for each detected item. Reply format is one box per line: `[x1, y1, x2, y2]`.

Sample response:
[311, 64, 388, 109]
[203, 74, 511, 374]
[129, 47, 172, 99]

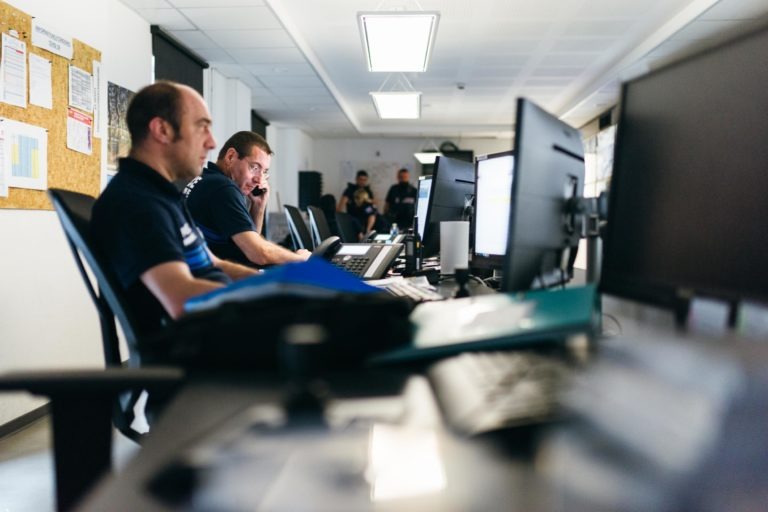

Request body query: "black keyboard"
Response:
[428, 351, 571, 436]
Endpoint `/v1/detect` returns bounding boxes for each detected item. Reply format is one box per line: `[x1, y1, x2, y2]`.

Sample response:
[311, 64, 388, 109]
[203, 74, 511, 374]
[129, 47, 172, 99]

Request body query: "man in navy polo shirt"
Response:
[183, 131, 311, 267]
[91, 81, 258, 335]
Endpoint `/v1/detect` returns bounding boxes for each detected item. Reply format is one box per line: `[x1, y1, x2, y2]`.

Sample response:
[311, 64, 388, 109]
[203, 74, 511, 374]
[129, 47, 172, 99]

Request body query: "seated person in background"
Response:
[384, 167, 417, 230]
[91, 81, 258, 332]
[352, 188, 388, 239]
[183, 131, 311, 267]
[337, 169, 374, 216]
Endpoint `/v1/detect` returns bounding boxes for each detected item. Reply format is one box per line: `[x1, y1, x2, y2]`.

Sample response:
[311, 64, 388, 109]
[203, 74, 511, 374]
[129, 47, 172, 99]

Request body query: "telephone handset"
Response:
[312, 236, 343, 260]
[311, 236, 403, 280]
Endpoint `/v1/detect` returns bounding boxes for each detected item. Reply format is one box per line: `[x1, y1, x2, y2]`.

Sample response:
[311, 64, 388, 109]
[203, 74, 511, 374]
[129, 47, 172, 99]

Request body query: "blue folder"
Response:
[184, 258, 382, 314]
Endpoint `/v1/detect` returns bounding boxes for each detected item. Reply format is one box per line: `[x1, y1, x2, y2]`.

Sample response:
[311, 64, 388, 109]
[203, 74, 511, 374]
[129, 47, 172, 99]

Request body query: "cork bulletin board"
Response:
[0, 1, 101, 210]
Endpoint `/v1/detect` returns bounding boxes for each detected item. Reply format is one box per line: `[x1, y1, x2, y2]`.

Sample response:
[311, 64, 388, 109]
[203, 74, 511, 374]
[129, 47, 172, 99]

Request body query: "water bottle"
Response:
[390, 223, 399, 238]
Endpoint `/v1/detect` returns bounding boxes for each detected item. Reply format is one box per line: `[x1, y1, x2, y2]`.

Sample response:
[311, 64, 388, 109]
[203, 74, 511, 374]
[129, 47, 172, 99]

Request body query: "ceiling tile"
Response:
[135, 8, 195, 30]
[550, 38, 616, 52]
[170, 0, 264, 6]
[120, 0, 172, 8]
[180, 6, 282, 30]
[258, 75, 323, 88]
[194, 47, 235, 63]
[246, 62, 316, 76]
[227, 47, 305, 63]
[561, 20, 635, 37]
[167, 30, 218, 49]
[272, 87, 331, 101]
[205, 29, 295, 48]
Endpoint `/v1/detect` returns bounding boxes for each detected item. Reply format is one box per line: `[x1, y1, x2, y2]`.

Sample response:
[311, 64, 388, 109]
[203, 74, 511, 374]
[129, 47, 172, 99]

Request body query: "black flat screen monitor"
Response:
[472, 151, 515, 271]
[600, 23, 768, 308]
[502, 98, 585, 292]
[421, 156, 475, 258]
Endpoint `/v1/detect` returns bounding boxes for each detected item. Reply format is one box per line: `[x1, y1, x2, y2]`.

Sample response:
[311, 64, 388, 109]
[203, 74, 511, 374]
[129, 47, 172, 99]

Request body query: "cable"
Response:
[600, 313, 623, 337]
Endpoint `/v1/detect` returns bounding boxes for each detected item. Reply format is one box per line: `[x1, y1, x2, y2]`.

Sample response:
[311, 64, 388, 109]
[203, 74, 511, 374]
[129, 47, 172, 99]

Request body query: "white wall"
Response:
[0, 0, 153, 426]
[266, 126, 315, 211]
[204, 68, 252, 161]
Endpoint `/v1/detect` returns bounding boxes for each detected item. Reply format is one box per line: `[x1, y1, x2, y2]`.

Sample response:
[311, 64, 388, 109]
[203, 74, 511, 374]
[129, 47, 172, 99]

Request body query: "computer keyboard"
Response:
[371, 277, 445, 302]
[428, 350, 571, 436]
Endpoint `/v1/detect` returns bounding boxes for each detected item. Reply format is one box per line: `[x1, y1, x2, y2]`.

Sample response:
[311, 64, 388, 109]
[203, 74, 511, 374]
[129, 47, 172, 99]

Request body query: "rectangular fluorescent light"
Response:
[359, 12, 439, 72]
[413, 152, 443, 164]
[370, 91, 421, 119]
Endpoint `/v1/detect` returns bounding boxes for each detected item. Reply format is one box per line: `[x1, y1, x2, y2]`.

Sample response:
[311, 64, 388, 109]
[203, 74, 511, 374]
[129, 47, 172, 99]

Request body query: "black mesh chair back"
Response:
[335, 211, 361, 243]
[48, 188, 150, 442]
[307, 205, 333, 248]
[284, 204, 314, 250]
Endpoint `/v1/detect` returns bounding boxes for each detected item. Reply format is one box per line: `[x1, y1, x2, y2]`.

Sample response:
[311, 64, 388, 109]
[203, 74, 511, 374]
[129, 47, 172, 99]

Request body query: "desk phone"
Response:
[313, 236, 403, 280]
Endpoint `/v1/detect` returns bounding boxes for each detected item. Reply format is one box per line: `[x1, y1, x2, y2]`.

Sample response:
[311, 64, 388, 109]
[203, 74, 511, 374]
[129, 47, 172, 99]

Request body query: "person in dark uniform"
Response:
[384, 168, 418, 230]
[91, 81, 257, 332]
[183, 131, 311, 267]
[337, 169, 374, 220]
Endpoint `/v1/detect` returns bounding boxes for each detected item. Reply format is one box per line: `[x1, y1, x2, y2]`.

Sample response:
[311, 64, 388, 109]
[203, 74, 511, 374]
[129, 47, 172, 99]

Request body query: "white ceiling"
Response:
[119, 0, 768, 138]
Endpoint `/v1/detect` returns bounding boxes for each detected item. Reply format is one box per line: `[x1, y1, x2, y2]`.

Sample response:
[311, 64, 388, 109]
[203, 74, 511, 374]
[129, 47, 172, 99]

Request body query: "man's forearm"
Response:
[250, 202, 267, 234]
[233, 231, 309, 266]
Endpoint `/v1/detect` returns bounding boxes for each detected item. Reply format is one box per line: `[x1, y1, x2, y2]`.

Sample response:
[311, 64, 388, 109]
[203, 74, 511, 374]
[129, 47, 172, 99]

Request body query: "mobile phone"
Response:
[251, 187, 266, 197]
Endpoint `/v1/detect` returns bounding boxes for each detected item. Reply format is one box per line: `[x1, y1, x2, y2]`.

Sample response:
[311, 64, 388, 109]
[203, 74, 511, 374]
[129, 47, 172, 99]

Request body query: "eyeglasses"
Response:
[242, 157, 269, 179]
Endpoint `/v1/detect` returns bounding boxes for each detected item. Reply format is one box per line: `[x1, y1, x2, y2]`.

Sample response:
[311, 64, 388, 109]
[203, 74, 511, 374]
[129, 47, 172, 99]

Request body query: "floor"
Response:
[0, 417, 140, 511]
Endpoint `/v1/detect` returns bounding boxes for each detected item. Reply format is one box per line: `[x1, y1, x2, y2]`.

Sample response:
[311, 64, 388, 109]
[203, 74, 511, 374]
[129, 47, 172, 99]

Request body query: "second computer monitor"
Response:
[502, 98, 585, 292]
[472, 151, 515, 270]
[421, 156, 475, 258]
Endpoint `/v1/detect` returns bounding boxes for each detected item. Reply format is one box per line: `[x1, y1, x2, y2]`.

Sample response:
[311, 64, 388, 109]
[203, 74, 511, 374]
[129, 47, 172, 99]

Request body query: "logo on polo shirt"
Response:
[180, 222, 198, 246]
[183, 176, 203, 198]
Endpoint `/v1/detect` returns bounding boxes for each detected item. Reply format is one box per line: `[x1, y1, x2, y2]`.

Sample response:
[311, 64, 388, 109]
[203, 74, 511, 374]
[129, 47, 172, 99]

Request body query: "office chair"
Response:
[307, 205, 333, 248]
[335, 211, 361, 243]
[48, 189, 164, 439]
[284, 205, 314, 250]
[0, 188, 186, 511]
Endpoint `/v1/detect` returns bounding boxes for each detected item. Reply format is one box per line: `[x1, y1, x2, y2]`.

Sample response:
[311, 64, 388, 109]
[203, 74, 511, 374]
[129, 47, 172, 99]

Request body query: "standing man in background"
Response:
[384, 168, 417, 230]
[184, 130, 311, 267]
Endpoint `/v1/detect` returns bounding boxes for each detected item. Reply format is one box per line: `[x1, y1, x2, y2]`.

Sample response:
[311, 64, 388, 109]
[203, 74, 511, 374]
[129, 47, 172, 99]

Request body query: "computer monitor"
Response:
[420, 156, 475, 258]
[472, 151, 515, 271]
[502, 98, 585, 292]
[415, 175, 432, 238]
[600, 23, 768, 309]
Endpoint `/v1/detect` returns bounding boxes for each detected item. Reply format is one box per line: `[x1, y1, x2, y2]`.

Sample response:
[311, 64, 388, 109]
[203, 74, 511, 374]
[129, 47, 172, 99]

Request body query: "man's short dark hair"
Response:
[217, 131, 274, 161]
[126, 81, 183, 146]
[356, 170, 369, 178]
[398, 168, 409, 175]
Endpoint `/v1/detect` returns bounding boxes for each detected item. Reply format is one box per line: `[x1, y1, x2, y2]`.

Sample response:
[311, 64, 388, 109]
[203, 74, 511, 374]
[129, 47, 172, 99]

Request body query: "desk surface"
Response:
[78, 371, 556, 511]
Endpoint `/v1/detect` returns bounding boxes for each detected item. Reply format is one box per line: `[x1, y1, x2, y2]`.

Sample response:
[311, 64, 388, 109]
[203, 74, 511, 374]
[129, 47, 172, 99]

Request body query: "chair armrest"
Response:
[0, 367, 184, 512]
[0, 367, 184, 396]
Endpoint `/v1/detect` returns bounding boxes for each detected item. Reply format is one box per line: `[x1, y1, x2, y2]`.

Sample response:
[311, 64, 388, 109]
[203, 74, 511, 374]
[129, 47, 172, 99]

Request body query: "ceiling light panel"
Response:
[359, 12, 439, 72]
[370, 91, 421, 119]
